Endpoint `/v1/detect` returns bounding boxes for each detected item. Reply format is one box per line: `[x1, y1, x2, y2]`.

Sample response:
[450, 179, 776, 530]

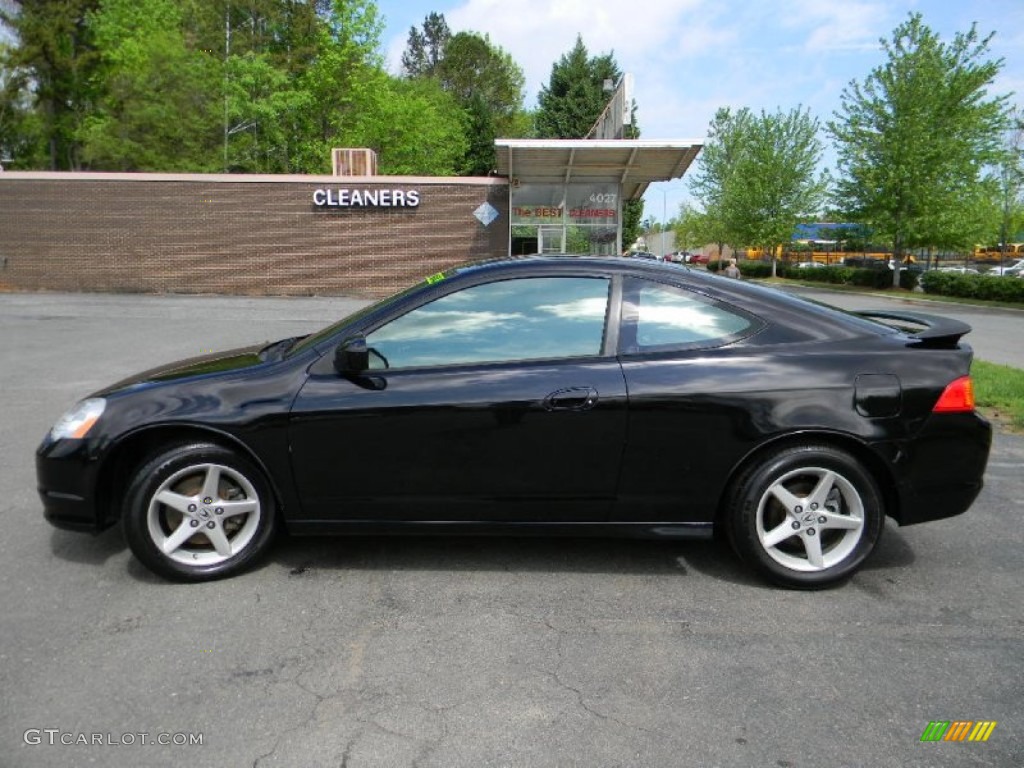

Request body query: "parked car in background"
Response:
[938, 266, 980, 274]
[987, 259, 1024, 277]
[37, 256, 991, 588]
[793, 261, 827, 269]
[686, 252, 709, 265]
[843, 256, 889, 269]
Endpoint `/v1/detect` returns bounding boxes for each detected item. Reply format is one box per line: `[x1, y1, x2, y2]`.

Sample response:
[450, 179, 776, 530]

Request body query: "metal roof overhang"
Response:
[494, 138, 704, 200]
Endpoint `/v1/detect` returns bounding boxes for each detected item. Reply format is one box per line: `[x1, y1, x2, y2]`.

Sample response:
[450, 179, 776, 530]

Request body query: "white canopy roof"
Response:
[494, 139, 704, 200]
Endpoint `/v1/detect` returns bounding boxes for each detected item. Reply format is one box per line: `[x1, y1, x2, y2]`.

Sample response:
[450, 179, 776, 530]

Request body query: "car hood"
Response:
[95, 343, 267, 396]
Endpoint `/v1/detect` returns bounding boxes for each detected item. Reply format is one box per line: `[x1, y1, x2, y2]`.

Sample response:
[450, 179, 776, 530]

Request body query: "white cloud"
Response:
[442, 0, 706, 102]
[782, 0, 890, 53]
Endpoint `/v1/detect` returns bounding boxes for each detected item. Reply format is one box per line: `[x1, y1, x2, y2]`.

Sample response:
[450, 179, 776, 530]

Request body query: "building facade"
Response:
[0, 173, 508, 298]
[0, 139, 701, 297]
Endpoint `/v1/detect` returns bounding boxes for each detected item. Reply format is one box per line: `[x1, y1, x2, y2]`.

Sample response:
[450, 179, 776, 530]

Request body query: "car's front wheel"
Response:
[726, 444, 884, 589]
[122, 443, 277, 581]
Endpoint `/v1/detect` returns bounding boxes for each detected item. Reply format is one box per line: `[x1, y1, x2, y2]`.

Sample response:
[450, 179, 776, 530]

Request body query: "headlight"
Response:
[50, 398, 106, 440]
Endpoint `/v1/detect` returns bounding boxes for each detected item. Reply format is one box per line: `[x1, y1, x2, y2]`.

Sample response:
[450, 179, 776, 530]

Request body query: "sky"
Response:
[372, 0, 1024, 222]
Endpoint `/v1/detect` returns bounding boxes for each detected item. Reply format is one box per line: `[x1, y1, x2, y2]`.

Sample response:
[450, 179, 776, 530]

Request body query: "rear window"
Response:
[708, 277, 901, 338]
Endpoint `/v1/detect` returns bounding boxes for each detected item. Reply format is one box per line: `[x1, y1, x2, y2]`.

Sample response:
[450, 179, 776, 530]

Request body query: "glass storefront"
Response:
[509, 182, 621, 256]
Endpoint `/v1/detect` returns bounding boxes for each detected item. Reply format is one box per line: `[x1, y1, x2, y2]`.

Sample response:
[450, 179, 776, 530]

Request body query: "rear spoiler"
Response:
[854, 310, 972, 349]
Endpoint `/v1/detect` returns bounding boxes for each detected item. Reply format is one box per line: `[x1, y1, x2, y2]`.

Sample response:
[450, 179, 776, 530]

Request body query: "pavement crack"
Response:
[541, 617, 656, 737]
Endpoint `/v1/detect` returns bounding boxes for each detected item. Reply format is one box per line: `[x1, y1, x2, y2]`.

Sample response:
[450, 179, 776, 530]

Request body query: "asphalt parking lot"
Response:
[1, 291, 1022, 768]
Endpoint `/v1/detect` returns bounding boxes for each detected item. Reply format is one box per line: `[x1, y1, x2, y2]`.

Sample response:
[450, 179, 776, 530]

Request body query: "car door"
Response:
[613, 276, 766, 523]
[288, 274, 628, 523]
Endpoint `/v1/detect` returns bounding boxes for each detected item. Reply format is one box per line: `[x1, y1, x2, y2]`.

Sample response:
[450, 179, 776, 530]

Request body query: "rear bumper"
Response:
[889, 412, 992, 526]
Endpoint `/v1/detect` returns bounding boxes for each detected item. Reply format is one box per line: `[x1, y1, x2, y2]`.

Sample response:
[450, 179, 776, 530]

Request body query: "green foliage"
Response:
[621, 111, 644, 248]
[286, 0, 385, 173]
[353, 75, 468, 175]
[0, 46, 48, 168]
[401, 11, 449, 77]
[920, 271, 1024, 302]
[672, 205, 710, 250]
[81, 0, 220, 171]
[436, 31, 525, 173]
[459, 93, 498, 175]
[534, 36, 620, 139]
[438, 33, 524, 133]
[725, 107, 828, 255]
[991, 109, 1024, 248]
[1, 0, 101, 169]
[689, 106, 827, 270]
[828, 12, 1011, 277]
[401, 17, 526, 174]
[221, 51, 308, 173]
[781, 264, 921, 289]
[2, 0, 469, 176]
[689, 107, 754, 236]
[622, 198, 644, 254]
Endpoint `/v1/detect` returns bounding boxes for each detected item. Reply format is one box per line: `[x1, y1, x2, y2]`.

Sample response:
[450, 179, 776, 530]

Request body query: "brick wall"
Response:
[0, 173, 510, 298]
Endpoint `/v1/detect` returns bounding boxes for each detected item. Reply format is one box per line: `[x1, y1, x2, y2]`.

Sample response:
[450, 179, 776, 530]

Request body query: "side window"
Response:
[622, 280, 755, 353]
[366, 276, 610, 369]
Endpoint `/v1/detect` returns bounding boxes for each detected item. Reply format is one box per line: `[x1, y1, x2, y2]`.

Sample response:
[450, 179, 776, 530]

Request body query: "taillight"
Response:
[932, 375, 975, 413]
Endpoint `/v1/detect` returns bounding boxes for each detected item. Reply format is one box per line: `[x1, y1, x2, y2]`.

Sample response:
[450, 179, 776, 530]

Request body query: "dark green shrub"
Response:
[738, 261, 773, 278]
[920, 272, 1024, 303]
[848, 268, 892, 288]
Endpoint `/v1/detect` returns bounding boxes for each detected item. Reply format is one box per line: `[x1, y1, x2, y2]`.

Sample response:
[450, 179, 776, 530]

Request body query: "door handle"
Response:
[543, 386, 599, 411]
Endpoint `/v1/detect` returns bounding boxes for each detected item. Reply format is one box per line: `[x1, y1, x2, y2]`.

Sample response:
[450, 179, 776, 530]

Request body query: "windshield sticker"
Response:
[425, 272, 447, 285]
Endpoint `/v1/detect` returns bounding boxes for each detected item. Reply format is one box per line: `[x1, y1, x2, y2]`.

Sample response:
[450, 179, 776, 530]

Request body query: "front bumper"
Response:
[36, 436, 106, 532]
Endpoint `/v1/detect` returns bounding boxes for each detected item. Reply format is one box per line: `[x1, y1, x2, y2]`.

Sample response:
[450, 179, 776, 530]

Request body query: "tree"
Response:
[400, 11, 449, 78]
[828, 12, 1011, 285]
[401, 18, 526, 174]
[534, 35, 619, 139]
[673, 203, 727, 257]
[3, 0, 478, 175]
[288, 0, 385, 173]
[179, 0, 328, 172]
[353, 74, 468, 175]
[994, 107, 1024, 259]
[688, 107, 756, 257]
[80, 0, 221, 171]
[0, 0, 100, 169]
[724, 107, 828, 276]
[436, 33, 523, 133]
[688, 106, 827, 273]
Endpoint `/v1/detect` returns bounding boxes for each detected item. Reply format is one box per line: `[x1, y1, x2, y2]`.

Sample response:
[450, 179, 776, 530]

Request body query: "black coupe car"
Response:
[37, 256, 991, 588]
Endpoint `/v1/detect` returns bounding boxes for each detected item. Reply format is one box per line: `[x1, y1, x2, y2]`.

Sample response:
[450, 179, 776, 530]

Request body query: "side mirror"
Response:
[334, 335, 369, 375]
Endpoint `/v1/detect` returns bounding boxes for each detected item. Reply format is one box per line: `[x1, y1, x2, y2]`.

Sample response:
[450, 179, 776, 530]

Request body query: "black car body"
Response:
[37, 256, 991, 587]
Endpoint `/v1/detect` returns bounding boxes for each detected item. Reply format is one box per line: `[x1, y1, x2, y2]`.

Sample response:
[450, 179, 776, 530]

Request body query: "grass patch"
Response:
[972, 360, 1024, 432]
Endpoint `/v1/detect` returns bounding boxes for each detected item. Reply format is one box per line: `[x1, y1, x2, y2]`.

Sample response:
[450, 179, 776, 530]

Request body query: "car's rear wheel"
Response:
[726, 444, 884, 589]
[122, 443, 276, 581]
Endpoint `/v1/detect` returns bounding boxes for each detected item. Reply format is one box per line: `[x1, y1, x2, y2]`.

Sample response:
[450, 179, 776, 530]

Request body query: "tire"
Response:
[726, 444, 884, 589]
[122, 442, 277, 582]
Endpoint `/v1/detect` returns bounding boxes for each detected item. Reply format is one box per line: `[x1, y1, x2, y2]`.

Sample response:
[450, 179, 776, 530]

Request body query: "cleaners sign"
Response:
[313, 188, 420, 208]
